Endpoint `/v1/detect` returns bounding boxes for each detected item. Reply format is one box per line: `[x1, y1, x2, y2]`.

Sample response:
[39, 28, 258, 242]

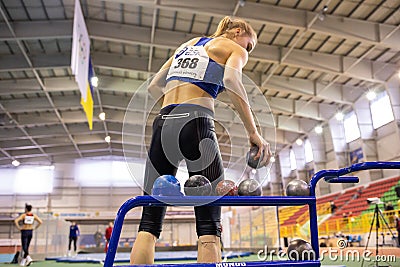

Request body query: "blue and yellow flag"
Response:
[80, 58, 94, 130]
[71, 0, 93, 130]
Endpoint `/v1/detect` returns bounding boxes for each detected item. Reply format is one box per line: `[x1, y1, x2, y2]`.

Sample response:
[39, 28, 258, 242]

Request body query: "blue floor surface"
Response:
[46, 251, 252, 263]
[0, 254, 14, 263]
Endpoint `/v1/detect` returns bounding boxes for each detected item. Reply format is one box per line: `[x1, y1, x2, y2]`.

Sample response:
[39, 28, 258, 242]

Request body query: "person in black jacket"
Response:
[68, 221, 80, 256]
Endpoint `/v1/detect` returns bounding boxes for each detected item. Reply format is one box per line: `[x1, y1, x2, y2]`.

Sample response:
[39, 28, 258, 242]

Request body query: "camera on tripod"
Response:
[361, 196, 396, 267]
[366, 197, 384, 204]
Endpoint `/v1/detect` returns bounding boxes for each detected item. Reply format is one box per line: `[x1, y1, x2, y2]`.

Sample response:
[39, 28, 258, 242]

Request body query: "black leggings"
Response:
[21, 230, 32, 258]
[139, 104, 224, 238]
[69, 236, 77, 251]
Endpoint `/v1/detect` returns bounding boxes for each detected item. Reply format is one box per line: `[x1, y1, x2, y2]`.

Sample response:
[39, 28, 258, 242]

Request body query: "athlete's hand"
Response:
[249, 132, 272, 167]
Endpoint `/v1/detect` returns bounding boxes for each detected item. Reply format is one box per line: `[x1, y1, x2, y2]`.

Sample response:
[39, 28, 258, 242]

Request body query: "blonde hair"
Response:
[209, 16, 257, 45]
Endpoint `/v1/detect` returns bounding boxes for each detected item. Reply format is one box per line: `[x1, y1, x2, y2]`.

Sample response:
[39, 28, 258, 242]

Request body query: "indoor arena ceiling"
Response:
[0, 0, 399, 167]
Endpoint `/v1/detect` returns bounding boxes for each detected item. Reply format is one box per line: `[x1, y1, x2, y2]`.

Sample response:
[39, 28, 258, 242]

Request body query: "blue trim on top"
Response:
[162, 103, 210, 109]
[166, 37, 225, 99]
[88, 57, 94, 96]
[194, 37, 213, 46]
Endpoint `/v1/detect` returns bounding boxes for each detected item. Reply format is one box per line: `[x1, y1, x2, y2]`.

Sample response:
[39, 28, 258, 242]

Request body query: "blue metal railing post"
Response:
[104, 197, 139, 267]
[307, 161, 400, 260]
[104, 196, 316, 267]
[308, 202, 319, 260]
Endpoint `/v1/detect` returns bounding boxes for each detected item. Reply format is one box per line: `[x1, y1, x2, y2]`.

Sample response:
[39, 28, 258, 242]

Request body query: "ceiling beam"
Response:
[0, 20, 397, 84]
[0, 123, 291, 145]
[0, 109, 308, 135]
[0, 5, 83, 161]
[2, 0, 399, 49]
[1, 82, 339, 122]
[0, 71, 357, 106]
[0, 52, 373, 106]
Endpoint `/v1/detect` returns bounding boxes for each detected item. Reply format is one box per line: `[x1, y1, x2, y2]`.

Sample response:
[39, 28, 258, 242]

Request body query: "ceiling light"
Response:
[99, 112, 106, 121]
[366, 91, 376, 101]
[91, 76, 99, 87]
[105, 135, 111, 143]
[318, 5, 328, 21]
[295, 138, 303, 146]
[12, 160, 20, 167]
[315, 126, 323, 134]
[251, 169, 256, 174]
[335, 111, 344, 121]
[270, 156, 276, 163]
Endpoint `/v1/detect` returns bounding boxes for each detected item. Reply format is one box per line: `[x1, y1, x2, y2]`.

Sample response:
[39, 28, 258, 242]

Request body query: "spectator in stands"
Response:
[14, 203, 42, 266]
[330, 201, 337, 214]
[68, 221, 80, 256]
[105, 222, 114, 252]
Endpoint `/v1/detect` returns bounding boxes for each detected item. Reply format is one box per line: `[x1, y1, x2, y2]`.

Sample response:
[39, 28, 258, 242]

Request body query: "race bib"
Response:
[167, 45, 209, 81]
[24, 215, 34, 225]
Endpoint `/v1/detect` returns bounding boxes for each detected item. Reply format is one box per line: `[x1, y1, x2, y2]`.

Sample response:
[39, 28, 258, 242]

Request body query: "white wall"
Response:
[0, 162, 201, 247]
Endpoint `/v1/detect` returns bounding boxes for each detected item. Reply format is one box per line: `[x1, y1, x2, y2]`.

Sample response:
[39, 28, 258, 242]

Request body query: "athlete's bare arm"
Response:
[34, 214, 42, 230]
[147, 57, 173, 101]
[14, 214, 23, 230]
[223, 47, 257, 135]
[224, 46, 272, 166]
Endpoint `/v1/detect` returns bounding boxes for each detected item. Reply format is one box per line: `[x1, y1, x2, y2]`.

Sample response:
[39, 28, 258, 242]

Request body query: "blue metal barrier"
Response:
[105, 161, 400, 267]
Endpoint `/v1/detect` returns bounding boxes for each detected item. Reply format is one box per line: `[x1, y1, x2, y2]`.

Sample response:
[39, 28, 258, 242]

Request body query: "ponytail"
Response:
[209, 16, 257, 46]
[209, 16, 233, 38]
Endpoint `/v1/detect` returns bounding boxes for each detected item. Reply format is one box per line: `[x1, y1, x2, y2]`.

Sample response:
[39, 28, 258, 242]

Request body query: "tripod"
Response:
[361, 204, 396, 267]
